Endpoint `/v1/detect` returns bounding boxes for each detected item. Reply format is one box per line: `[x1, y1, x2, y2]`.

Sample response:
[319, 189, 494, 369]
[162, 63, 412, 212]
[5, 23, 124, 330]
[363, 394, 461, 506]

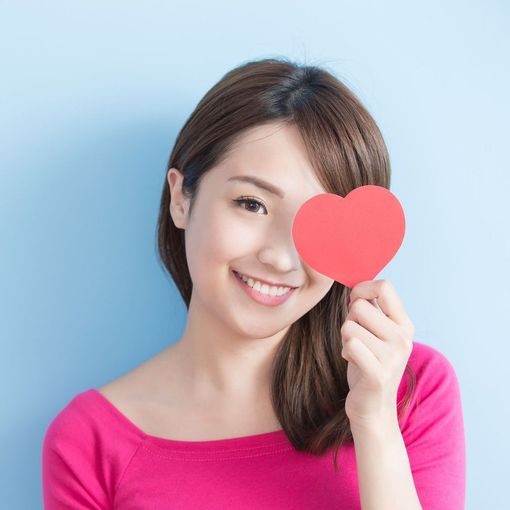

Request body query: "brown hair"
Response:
[156, 56, 416, 473]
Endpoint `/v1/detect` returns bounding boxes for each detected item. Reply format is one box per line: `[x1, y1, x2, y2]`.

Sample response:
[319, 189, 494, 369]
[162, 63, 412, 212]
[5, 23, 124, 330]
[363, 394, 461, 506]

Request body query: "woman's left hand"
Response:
[341, 279, 415, 429]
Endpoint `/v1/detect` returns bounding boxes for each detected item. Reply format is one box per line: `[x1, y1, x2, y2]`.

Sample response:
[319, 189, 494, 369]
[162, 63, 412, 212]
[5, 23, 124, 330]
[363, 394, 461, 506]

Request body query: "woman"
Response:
[42, 57, 466, 509]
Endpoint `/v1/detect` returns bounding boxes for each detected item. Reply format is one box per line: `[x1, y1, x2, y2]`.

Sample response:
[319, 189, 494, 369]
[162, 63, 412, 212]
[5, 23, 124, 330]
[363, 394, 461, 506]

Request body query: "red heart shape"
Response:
[291, 185, 406, 288]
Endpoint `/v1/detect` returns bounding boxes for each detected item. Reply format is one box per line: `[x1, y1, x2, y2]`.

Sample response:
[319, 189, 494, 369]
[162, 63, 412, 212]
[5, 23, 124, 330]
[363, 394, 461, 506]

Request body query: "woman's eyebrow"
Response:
[226, 175, 285, 199]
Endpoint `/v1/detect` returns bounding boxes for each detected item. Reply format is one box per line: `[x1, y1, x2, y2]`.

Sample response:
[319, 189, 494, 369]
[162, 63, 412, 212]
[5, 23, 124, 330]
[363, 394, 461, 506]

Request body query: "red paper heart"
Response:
[291, 185, 406, 288]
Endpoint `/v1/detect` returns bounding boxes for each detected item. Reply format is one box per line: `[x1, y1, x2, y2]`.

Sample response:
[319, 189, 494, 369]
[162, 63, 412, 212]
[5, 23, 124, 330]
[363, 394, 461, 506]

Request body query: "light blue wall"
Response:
[1, 1, 508, 508]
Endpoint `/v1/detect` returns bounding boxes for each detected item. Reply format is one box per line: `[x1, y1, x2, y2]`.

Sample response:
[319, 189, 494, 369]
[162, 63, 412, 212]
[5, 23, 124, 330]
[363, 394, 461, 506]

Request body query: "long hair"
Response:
[156, 56, 416, 474]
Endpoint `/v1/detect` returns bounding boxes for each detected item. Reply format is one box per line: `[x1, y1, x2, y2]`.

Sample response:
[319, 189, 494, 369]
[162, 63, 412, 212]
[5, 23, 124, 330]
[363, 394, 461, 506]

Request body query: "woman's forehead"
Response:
[215, 131, 326, 193]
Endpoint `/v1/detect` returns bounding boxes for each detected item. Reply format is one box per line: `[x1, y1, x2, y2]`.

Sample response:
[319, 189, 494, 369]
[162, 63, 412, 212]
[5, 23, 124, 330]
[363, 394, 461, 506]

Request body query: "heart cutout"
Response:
[291, 185, 406, 288]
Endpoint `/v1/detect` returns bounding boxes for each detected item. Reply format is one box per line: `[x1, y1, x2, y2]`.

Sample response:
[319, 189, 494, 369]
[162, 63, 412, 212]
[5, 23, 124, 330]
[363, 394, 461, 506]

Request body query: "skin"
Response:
[163, 121, 335, 421]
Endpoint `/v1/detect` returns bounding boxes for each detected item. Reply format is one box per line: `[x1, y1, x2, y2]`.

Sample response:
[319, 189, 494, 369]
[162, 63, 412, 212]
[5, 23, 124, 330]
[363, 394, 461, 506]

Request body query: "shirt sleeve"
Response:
[41, 401, 112, 509]
[401, 344, 466, 509]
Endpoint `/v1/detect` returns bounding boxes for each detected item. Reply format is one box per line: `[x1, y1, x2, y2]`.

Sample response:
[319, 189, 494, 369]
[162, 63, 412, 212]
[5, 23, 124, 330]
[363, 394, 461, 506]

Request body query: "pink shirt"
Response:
[41, 341, 466, 509]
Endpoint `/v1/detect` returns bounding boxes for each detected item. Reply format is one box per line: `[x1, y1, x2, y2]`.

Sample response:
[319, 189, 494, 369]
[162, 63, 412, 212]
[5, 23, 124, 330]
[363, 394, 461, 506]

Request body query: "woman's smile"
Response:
[232, 269, 297, 307]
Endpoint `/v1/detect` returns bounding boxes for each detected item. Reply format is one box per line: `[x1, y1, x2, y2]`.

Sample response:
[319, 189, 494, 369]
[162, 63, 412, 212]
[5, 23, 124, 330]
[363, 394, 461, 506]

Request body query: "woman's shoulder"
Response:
[395, 340, 466, 506]
[43, 384, 146, 455]
[397, 340, 464, 438]
[42, 383, 149, 508]
[42, 364, 154, 473]
[398, 340, 462, 401]
[407, 340, 460, 383]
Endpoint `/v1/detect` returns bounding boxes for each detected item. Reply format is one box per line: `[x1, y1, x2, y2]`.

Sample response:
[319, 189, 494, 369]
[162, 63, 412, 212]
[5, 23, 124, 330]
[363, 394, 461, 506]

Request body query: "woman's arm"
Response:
[341, 280, 465, 508]
[351, 415, 422, 510]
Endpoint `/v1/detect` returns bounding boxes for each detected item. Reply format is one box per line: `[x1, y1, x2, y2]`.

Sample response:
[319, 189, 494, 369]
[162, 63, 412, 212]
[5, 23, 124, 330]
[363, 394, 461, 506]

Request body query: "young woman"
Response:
[42, 57, 466, 509]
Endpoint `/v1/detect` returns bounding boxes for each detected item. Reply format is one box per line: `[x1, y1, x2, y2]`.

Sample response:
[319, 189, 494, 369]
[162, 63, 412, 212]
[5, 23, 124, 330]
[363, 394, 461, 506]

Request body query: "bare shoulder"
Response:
[97, 344, 181, 410]
[95, 345, 187, 437]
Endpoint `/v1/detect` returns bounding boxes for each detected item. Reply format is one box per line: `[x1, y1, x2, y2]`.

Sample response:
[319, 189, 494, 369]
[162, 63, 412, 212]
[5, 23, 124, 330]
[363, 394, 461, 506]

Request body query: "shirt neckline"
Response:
[86, 388, 292, 453]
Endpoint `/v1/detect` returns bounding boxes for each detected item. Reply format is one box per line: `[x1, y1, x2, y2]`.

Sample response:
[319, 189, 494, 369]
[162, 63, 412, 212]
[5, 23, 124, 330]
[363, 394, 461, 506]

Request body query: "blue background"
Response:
[1, 1, 508, 508]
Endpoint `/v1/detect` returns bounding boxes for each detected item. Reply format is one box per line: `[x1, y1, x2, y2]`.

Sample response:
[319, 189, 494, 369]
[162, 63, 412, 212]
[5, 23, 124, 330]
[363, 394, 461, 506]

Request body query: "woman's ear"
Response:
[167, 167, 190, 230]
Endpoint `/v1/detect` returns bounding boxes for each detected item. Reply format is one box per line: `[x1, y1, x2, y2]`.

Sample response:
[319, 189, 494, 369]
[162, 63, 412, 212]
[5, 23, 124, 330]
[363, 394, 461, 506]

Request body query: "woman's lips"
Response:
[232, 270, 297, 307]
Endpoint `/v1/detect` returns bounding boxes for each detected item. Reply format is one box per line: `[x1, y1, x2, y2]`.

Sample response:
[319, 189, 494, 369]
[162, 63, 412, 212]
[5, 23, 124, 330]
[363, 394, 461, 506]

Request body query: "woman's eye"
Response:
[233, 197, 268, 215]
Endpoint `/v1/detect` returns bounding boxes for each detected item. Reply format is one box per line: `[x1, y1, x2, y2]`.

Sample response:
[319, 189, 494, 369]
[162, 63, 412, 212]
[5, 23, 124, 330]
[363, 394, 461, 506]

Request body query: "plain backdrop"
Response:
[1, 1, 508, 508]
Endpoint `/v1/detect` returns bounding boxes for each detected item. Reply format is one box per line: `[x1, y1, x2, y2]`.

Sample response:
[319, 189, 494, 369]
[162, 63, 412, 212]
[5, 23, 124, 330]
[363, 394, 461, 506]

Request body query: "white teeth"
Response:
[236, 272, 291, 296]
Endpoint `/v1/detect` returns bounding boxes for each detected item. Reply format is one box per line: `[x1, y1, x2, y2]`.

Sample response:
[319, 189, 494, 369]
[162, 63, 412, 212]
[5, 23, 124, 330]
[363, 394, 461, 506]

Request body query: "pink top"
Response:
[41, 341, 466, 509]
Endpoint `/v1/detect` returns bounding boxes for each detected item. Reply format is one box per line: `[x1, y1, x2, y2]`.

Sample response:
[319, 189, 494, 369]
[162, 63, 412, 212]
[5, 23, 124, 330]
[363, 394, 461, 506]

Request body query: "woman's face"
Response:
[168, 122, 335, 340]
